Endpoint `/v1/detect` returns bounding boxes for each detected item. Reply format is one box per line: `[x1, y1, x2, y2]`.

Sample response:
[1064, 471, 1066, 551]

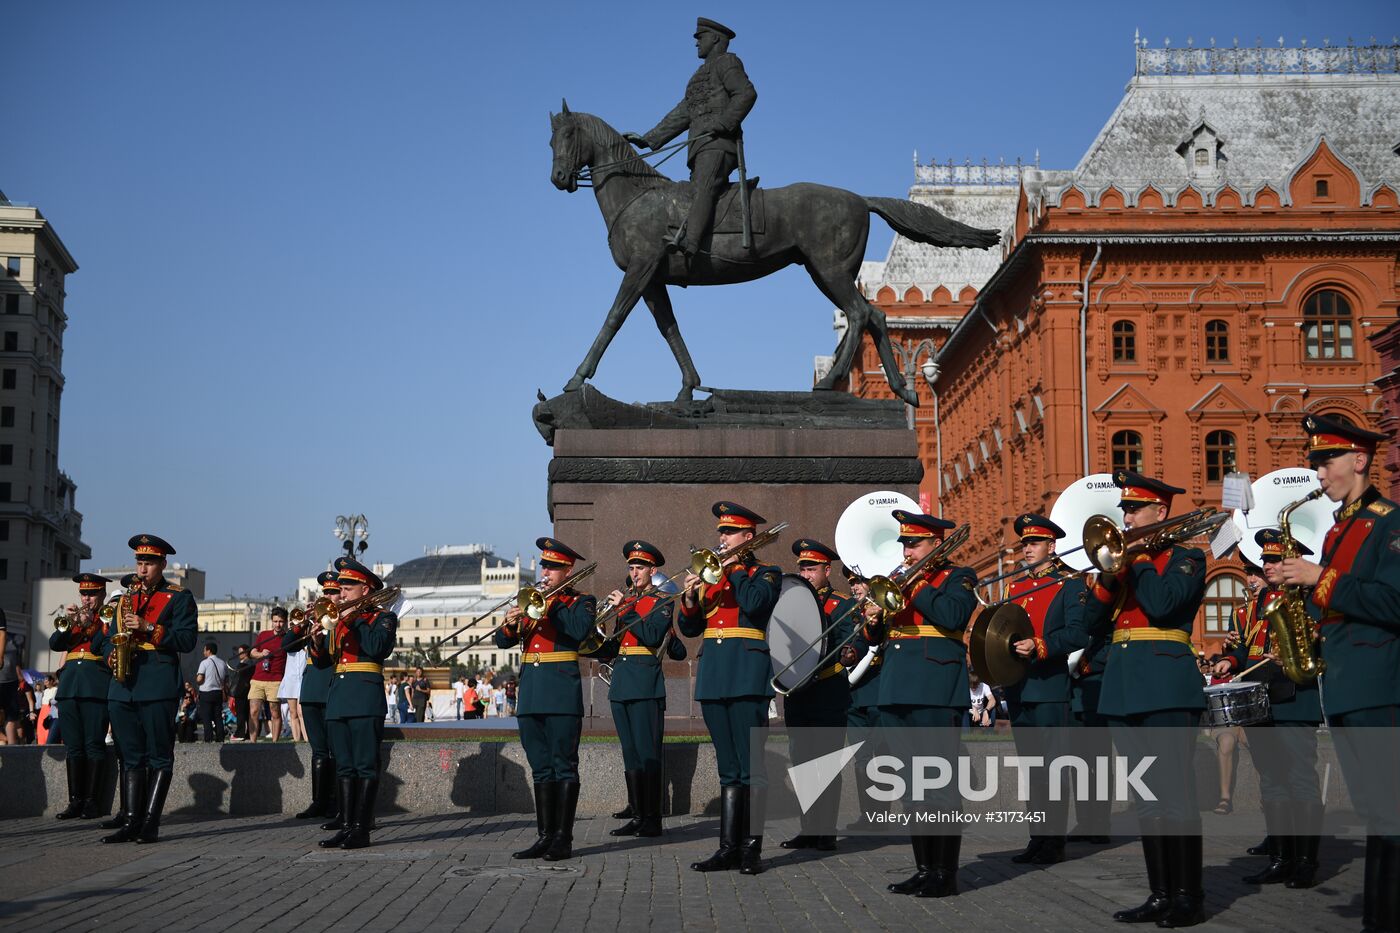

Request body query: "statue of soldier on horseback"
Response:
[550, 18, 1000, 407]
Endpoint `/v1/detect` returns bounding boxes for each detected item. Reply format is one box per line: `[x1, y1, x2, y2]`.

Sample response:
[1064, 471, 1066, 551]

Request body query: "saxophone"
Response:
[1261, 489, 1327, 685]
[99, 577, 143, 684]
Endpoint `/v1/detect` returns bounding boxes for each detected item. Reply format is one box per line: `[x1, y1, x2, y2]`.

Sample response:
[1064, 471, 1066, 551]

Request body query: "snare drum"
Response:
[1203, 682, 1271, 727]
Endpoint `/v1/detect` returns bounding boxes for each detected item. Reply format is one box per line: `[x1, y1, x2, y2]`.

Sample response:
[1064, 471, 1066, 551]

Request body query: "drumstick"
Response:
[1231, 657, 1272, 681]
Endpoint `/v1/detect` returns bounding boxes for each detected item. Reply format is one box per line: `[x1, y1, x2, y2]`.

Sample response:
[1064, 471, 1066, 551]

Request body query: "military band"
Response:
[498, 537, 596, 861]
[49, 573, 114, 820]
[93, 534, 199, 844]
[33, 408, 1399, 932]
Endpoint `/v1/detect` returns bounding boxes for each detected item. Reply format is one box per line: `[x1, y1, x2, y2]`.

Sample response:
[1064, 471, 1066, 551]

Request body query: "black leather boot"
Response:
[341, 778, 378, 849]
[296, 758, 326, 819]
[513, 782, 557, 859]
[320, 778, 358, 847]
[738, 787, 765, 875]
[1244, 802, 1294, 885]
[1031, 835, 1067, 865]
[543, 781, 580, 861]
[102, 767, 147, 843]
[1285, 802, 1324, 889]
[889, 836, 933, 894]
[1361, 836, 1383, 932]
[915, 834, 961, 898]
[691, 786, 742, 871]
[135, 769, 173, 844]
[56, 758, 86, 819]
[1011, 836, 1044, 863]
[1375, 839, 1400, 933]
[319, 761, 344, 829]
[1113, 820, 1170, 923]
[80, 757, 104, 819]
[610, 771, 644, 836]
[612, 772, 636, 820]
[1246, 835, 1274, 856]
[635, 769, 663, 838]
[100, 759, 129, 829]
[1155, 832, 1205, 928]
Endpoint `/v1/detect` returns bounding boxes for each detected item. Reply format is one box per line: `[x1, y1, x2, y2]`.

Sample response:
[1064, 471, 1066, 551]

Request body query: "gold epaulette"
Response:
[1367, 500, 1395, 516]
[165, 583, 185, 592]
[830, 590, 849, 601]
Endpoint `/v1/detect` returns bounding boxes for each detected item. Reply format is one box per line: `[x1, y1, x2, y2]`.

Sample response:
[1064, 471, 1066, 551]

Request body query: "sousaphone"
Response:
[1231, 468, 1334, 566]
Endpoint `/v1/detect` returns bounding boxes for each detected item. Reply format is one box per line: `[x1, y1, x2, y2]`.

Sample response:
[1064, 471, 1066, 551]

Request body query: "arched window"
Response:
[1112, 320, 1136, 362]
[1111, 430, 1143, 473]
[1205, 430, 1236, 482]
[1203, 573, 1245, 634]
[1204, 320, 1229, 362]
[1303, 289, 1354, 360]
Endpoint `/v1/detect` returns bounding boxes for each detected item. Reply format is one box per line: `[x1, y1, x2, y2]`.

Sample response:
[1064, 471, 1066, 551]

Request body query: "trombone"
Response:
[441, 562, 598, 663]
[1083, 507, 1230, 574]
[771, 524, 969, 696]
[285, 586, 403, 652]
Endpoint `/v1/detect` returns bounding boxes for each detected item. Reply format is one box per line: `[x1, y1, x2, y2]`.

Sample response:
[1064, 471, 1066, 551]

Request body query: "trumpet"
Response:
[771, 524, 969, 696]
[442, 562, 598, 663]
[54, 607, 82, 633]
[1083, 507, 1230, 574]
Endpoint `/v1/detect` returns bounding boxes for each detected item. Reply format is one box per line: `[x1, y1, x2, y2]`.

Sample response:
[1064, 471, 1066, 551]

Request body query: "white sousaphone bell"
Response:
[1048, 473, 1128, 676]
[1230, 468, 1334, 567]
[833, 490, 921, 686]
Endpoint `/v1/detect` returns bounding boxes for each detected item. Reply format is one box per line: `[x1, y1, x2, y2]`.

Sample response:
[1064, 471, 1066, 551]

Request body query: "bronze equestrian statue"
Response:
[549, 27, 999, 407]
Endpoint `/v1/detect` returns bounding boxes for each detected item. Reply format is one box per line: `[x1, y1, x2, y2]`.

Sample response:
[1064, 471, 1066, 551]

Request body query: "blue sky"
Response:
[3, 0, 1389, 596]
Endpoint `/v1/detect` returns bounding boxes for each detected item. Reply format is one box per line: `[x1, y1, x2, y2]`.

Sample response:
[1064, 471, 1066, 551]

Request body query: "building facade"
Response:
[847, 40, 1400, 652]
[0, 193, 89, 639]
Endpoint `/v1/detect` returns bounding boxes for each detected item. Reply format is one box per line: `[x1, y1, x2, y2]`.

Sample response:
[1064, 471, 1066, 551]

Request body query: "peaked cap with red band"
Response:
[1255, 527, 1312, 558]
[1013, 513, 1065, 541]
[791, 539, 839, 566]
[335, 556, 384, 591]
[622, 540, 664, 567]
[72, 572, 112, 593]
[713, 501, 765, 531]
[316, 570, 342, 593]
[1302, 413, 1385, 466]
[128, 533, 176, 559]
[1114, 471, 1184, 509]
[892, 509, 955, 545]
[536, 537, 584, 569]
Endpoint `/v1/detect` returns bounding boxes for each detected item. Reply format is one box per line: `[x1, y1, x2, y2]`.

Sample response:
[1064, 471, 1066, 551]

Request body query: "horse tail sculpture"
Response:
[863, 197, 1001, 250]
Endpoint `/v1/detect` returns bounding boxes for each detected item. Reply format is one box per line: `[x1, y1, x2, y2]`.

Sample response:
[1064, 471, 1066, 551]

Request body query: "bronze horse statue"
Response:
[548, 102, 999, 406]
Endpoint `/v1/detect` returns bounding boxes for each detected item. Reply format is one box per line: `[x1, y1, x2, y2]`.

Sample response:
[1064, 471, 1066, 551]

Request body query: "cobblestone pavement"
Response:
[0, 812, 1362, 932]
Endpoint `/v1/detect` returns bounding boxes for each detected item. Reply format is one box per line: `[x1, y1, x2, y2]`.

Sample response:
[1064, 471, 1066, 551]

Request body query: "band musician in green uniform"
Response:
[49, 573, 114, 820]
[1083, 473, 1207, 928]
[93, 535, 198, 844]
[498, 538, 596, 861]
[1279, 414, 1400, 931]
[599, 540, 686, 839]
[679, 501, 782, 876]
[319, 558, 397, 850]
[780, 539, 854, 853]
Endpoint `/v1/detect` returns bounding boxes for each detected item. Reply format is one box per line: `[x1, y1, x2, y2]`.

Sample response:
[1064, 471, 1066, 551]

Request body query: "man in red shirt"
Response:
[248, 608, 288, 742]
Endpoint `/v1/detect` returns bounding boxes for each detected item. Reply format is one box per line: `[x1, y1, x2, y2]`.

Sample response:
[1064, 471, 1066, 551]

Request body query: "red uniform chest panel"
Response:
[527, 592, 579, 652]
[132, 591, 175, 647]
[334, 612, 377, 663]
[1115, 550, 1174, 630]
[704, 566, 758, 629]
[1323, 518, 1375, 577]
[890, 569, 947, 629]
[619, 594, 657, 648]
[1238, 596, 1270, 656]
[823, 595, 843, 616]
[1010, 576, 1064, 638]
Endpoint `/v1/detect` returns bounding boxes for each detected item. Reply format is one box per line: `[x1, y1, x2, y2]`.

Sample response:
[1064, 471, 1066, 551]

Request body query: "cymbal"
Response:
[968, 603, 1033, 686]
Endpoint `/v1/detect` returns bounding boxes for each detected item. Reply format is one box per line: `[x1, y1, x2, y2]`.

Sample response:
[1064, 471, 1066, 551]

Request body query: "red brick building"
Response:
[844, 40, 1400, 650]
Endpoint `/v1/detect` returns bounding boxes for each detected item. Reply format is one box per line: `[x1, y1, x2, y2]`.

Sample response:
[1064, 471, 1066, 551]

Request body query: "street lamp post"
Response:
[886, 339, 943, 516]
[334, 514, 370, 561]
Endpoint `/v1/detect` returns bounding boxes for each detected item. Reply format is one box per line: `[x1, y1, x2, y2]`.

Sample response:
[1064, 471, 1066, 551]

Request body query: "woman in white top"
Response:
[279, 647, 307, 742]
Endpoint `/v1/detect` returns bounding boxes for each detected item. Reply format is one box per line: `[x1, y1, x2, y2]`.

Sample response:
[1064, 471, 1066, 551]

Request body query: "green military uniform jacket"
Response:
[870, 565, 978, 709]
[285, 627, 333, 705]
[497, 588, 597, 716]
[785, 583, 854, 717]
[846, 618, 884, 709]
[92, 579, 198, 703]
[324, 609, 397, 720]
[677, 557, 781, 701]
[1087, 545, 1207, 718]
[1227, 588, 1322, 724]
[50, 616, 112, 700]
[1005, 566, 1090, 710]
[605, 588, 674, 703]
[641, 51, 757, 166]
[1310, 486, 1400, 716]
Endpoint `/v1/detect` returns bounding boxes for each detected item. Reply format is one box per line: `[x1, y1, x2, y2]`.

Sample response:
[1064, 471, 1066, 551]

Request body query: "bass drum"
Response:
[768, 574, 826, 694]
